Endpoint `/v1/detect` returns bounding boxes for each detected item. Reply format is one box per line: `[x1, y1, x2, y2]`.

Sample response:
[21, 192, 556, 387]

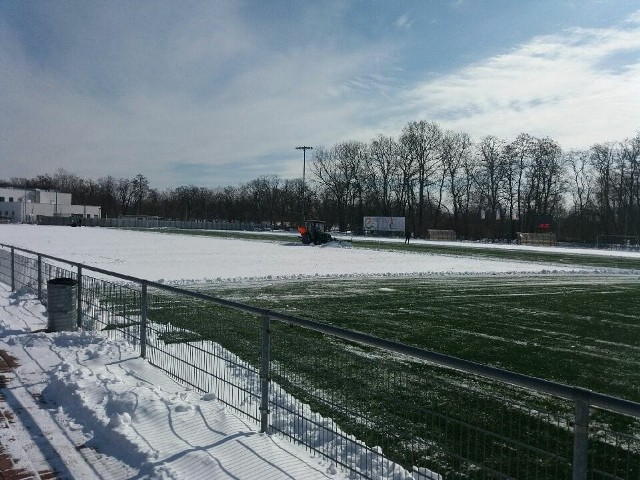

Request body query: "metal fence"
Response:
[36, 216, 263, 231]
[1, 243, 639, 480]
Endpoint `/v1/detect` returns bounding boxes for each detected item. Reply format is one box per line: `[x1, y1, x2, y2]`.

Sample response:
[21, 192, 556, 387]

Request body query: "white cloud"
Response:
[0, 4, 396, 188]
[395, 14, 412, 30]
[626, 10, 640, 24]
[401, 11, 640, 147]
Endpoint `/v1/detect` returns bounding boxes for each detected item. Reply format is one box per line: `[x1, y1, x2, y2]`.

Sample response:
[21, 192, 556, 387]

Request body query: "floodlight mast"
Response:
[295, 146, 313, 221]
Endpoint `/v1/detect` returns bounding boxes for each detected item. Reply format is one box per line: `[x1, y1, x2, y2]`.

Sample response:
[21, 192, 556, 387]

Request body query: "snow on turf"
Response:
[0, 225, 596, 284]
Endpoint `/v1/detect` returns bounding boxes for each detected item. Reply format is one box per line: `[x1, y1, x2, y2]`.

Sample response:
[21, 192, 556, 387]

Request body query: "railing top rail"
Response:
[4, 242, 640, 419]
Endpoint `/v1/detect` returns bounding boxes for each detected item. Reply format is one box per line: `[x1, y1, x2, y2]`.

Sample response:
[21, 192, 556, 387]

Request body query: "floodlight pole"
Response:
[295, 146, 313, 221]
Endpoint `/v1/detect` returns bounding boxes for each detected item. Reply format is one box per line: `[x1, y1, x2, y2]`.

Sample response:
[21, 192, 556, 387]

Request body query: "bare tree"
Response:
[476, 136, 507, 239]
[171, 185, 203, 221]
[566, 150, 593, 215]
[441, 130, 472, 234]
[368, 135, 399, 215]
[564, 149, 595, 240]
[311, 142, 366, 231]
[311, 147, 344, 229]
[590, 142, 617, 234]
[504, 133, 535, 237]
[96, 176, 118, 217]
[115, 178, 134, 216]
[131, 173, 150, 215]
[395, 142, 416, 222]
[279, 178, 305, 226]
[523, 137, 565, 231]
[619, 133, 640, 236]
[399, 121, 442, 235]
[247, 175, 281, 226]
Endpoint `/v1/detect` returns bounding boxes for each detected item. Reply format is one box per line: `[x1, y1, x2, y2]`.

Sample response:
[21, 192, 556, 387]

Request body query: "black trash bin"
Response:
[47, 278, 78, 332]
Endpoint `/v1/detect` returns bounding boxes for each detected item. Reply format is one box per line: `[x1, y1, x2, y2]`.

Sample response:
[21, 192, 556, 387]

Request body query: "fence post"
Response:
[77, 265, 83, 329]
[572, 398, 590, 480]
[37, 254, 42, 301]
[260, 313, 271, 434]
[140, 282, 148, 359]
[10, 247, 15, 291]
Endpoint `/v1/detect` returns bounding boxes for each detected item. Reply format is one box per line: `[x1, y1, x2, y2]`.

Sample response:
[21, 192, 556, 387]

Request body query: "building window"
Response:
[8, 197, 13, 202]
[0, 197, 4, 202]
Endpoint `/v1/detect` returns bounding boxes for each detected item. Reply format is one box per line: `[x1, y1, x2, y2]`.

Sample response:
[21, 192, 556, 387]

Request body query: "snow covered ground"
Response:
[0, 225, 611, 284]
[1, 224, 638, 479]
[0, 284, 347, 479]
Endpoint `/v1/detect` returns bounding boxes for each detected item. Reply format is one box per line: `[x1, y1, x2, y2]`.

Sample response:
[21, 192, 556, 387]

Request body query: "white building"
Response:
[0, 187, 101, 223]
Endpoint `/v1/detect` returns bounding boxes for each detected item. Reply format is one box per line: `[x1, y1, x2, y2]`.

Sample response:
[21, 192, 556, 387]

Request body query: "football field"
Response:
[203, 273, 640, 403]
[4, 225, 640, 477]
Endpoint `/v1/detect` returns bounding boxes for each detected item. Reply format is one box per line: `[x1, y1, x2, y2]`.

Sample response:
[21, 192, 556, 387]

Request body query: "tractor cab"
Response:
[297, 220, 332, 245]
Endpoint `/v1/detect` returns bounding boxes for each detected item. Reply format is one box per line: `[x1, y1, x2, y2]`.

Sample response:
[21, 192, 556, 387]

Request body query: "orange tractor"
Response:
[297, 220, 333, 245]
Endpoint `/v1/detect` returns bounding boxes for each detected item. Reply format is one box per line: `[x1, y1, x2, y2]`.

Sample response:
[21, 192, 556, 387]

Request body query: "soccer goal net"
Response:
[596, 235, 640, 250]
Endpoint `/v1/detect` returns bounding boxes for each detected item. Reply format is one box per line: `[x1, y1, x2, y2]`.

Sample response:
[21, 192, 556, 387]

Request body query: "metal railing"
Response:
[1, 243, 639, 479]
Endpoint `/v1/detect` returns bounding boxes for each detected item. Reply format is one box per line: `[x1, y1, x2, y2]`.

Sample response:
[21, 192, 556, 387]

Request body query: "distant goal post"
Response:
[596, 235, 640, 249]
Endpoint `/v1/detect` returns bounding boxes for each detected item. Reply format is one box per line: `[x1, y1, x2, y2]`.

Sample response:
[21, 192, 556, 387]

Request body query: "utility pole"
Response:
[295, 146, 313, 220]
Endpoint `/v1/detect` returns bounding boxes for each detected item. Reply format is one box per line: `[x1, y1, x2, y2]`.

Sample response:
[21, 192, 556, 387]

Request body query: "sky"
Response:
[1, 1, 640, 190]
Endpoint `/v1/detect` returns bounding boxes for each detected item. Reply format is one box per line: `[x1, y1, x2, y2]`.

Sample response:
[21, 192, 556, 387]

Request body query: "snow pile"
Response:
[1, 287, 352, 479]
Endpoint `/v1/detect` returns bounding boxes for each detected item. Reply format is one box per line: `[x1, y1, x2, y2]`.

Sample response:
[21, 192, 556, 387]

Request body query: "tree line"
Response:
[3, 120, 639, 243]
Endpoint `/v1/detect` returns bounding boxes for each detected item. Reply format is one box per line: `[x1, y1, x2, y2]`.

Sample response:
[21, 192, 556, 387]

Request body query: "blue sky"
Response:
[1, 1, 639, 189]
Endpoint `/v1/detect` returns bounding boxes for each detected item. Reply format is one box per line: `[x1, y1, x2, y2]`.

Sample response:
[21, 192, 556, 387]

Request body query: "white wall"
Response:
[0, 187, 25, 203]
[0, 187, 100, 223]
[35, 190, 72, 205]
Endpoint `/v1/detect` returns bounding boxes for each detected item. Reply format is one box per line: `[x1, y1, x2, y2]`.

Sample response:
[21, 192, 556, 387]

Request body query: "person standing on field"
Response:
[405, 229, 411, 244]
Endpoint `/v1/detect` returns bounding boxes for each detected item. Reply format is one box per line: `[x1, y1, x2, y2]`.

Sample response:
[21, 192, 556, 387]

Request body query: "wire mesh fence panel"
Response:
[80, 275, 143, 348]
[0, 247, 40, 292]
[42, 261, 75, 282]
[11, 251, 39, 292]
[143, 288, 262, 423]
[80, 274, 106, 331]
[0, 247, 10, 285]
[588, 411, 640, 479]
[268, 321, 584, 479]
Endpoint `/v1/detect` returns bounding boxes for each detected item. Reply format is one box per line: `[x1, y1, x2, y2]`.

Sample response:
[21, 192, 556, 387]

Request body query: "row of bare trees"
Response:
[3, 121, 639, 242]
[310, 122, 640, 241]
[311, 122, 567, 239]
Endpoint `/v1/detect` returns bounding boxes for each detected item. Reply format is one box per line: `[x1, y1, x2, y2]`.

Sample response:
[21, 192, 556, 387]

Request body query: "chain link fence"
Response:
[1, 243, 640, 479]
